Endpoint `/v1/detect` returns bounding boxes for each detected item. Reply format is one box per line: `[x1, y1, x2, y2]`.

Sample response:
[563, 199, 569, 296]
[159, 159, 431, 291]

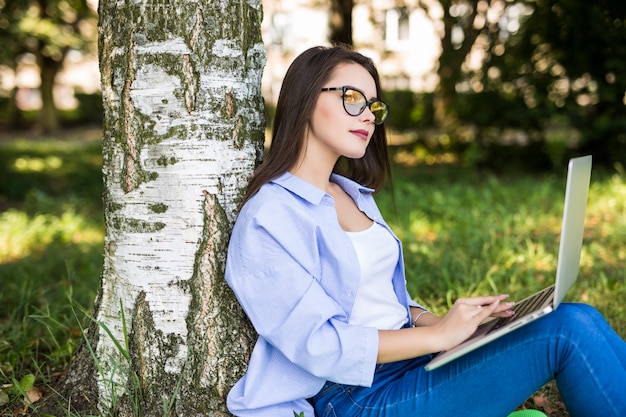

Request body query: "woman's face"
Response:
[306, 62, 378, 163]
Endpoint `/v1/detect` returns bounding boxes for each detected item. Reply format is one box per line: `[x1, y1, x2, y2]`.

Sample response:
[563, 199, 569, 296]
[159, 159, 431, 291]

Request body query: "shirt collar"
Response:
[271, 172, 375, 206]
[330, 173, 375, 203]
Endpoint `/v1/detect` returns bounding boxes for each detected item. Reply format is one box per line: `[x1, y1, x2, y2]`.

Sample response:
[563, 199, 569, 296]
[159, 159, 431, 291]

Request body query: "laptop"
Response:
[425, 155, 592, 371]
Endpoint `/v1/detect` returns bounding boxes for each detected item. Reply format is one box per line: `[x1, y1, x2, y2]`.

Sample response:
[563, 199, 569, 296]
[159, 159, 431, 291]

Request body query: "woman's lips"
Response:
[350, 129, 369, 140]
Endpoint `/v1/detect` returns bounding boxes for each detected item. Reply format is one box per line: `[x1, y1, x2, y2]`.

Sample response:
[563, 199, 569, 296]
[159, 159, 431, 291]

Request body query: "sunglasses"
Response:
[320, 86, 389, 125]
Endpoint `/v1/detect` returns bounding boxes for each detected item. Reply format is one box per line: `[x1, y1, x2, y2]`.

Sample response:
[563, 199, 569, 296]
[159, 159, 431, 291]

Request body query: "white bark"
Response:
[93, 1, 264, 414]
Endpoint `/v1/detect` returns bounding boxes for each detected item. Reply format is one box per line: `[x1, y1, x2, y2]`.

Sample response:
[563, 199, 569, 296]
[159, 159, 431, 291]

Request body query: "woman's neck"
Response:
[289, 154, 338, 193]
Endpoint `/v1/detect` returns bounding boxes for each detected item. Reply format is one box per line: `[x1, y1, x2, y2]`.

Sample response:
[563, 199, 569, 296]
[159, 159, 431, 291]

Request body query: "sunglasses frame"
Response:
[320, 86, 389, 125]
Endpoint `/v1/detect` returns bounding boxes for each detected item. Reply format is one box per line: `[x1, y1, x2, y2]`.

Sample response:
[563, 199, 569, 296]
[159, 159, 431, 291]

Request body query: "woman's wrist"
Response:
[412, 309, 432, 327]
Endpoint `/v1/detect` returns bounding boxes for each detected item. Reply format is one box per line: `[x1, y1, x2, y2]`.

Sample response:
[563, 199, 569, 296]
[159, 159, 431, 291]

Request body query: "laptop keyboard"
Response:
[487, 285, 555, 333]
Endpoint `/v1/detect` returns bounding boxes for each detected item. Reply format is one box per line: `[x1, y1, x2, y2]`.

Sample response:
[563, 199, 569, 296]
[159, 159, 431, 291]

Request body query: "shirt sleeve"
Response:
[225, 195, 379, 386]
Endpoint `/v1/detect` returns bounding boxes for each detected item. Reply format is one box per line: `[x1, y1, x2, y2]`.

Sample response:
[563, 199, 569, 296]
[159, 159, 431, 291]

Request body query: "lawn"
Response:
[378, 157, 626, 337]
[0, 130, 104, 414]
[0, 130, 624, 415]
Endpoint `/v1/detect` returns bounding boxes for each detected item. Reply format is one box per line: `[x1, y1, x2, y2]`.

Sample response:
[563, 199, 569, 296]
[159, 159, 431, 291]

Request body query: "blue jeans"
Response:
[311, 303, 626, 417]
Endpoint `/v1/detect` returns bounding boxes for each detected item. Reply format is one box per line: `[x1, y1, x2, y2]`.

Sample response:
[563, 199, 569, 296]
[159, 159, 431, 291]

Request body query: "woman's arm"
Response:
[410, 306, 441, 327]
[377, 294, 514, 363]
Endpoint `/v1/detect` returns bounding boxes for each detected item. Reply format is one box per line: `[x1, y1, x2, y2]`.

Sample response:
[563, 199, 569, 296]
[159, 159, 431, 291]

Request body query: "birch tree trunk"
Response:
[42, 1, 265, 415]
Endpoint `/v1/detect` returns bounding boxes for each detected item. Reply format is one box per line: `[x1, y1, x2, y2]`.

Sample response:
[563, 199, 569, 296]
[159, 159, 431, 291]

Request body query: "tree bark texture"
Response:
[50, 1, 265, 416]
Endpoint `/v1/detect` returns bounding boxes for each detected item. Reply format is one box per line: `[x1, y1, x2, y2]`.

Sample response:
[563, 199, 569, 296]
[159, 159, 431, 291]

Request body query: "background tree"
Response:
[38, 0, 265, 415]
[0, 0, 98, 132]
[0, 0, 28, 128]
[403, 0, 626, 169]
[505, 0, 626, 166]
[330, 0, 354, 45]
[453, 0, 626, 168]
[413, 0, 524, 131]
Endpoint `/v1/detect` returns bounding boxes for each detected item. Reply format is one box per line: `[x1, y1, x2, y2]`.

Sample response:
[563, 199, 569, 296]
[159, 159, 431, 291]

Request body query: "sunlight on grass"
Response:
[0, 209, 103, 263]
[378, 164, 626, 336]
[0, 136, 103, 409]
[12, 155, 64, 173]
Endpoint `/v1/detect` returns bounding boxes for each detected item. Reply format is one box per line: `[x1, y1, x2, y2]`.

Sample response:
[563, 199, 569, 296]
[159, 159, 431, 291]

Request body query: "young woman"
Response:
[224, 45, 626, 417]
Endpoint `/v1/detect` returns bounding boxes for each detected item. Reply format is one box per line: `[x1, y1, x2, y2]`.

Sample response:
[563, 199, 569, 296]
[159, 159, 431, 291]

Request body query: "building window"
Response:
[385, 8, 410, 50]
[269, 13, 289, 48]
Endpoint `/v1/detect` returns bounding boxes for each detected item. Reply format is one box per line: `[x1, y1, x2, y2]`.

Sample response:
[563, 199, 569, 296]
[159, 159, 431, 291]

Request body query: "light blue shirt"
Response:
[225, 172, 421, 416]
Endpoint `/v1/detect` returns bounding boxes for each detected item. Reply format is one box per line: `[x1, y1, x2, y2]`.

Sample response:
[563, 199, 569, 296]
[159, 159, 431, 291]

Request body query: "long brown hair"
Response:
[242, 45, 392, 205]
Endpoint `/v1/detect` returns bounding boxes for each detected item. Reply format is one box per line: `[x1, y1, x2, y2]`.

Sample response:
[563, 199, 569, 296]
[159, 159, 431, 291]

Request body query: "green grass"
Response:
[0, 130, 104, 413]
[0, 130, 624, 415]
[377, 161, 626, 336]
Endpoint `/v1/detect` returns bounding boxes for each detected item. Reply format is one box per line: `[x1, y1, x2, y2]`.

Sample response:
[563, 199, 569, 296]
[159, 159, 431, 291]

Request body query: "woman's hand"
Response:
[432, 294, 514, 351]
[377, 294, 515, 363]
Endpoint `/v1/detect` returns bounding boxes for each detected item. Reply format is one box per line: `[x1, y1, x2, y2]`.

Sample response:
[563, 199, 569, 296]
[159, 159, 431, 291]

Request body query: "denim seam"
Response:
[560, 333, 622, 416]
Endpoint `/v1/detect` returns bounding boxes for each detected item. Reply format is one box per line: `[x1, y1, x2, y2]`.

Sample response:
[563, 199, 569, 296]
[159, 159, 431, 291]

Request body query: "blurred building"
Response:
[262, 0, 441, 102]
[2, 0, 441, 111]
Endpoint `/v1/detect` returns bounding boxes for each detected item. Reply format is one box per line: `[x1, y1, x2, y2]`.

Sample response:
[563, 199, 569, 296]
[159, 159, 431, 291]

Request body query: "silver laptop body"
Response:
[425, 155, 592, 371]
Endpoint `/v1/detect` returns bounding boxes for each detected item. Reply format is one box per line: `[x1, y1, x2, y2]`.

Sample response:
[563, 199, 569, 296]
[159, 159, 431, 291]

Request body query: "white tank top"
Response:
[345, 222, 408, 330]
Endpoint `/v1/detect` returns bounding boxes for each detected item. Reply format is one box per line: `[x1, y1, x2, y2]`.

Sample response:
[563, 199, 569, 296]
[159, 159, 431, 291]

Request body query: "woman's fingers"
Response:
[457, 295, 516, 320]
[474, 298, 501, 319]
[437, 294, 518, 350]
[457, 294, 509, 308]
[492, 300, 516, 317]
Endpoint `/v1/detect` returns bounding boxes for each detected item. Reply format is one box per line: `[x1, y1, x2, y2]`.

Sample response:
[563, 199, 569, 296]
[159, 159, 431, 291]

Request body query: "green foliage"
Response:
[0, 0, 98, 67]
[0, 0, 29, 67]
[377, 155, 626, 337]
[478, 0, 626, 166]
[0, 0, 98, 132]
[0, 374, 35, 411]
[0, 94, 103, 130]
[455, 91, 544, 131]
[384, 90, 435, 131]
[74, 93, 104, 126]
[414, 1, 626, 169]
